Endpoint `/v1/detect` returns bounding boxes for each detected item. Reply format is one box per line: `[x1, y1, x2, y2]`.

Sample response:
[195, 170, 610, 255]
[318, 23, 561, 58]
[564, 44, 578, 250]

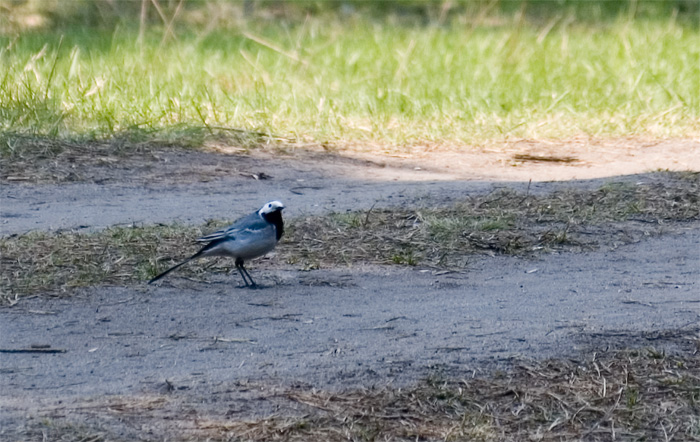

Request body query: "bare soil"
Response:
[2, 137, 698, 185]
[1, 138, 699, 441]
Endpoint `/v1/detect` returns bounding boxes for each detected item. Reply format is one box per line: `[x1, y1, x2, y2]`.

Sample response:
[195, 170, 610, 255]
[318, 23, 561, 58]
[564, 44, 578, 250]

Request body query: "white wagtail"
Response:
[149, 201, 285, 287]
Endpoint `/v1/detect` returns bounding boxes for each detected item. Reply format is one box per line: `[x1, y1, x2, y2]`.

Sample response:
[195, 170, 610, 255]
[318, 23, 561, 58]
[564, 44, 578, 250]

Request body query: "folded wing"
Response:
[196, 212, 265, 243]
[197, 227, 236, 243]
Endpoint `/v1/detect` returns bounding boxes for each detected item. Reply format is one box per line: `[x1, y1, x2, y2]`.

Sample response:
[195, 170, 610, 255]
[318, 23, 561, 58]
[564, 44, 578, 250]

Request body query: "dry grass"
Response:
[0, 131, 280, 183]
[16, 345, 700, 441]
[0, 222, 205, 303]
[286, 172, 699, 269]
[1, 172, 697, 302]
[202, 348, 700, 442]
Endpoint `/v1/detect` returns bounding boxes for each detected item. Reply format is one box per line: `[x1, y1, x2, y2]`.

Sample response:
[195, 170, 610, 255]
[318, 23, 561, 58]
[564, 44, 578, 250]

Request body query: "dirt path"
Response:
[1, 141, 699, 439]
[2, 228, 699, 437]
[3, 141, 698, 235]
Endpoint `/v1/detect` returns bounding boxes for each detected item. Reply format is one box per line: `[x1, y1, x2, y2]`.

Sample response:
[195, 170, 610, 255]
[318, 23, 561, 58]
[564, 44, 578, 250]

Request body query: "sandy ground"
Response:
[2, 138, 699, 235]
[1, 140, 699, 439]
[2, 229, 699, 438]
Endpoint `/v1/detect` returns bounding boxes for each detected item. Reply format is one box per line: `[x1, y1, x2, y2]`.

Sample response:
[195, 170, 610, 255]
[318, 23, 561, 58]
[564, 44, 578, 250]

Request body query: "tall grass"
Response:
[1, 9, 698, 152]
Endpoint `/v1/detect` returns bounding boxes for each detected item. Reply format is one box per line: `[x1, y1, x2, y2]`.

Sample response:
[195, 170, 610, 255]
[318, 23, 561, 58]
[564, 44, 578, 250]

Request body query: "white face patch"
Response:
[259, 200, 285, 215]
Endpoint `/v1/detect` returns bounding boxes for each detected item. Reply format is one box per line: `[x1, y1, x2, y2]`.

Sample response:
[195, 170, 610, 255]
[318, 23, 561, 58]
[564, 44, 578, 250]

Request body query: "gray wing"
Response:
[196, 211, 265, 243]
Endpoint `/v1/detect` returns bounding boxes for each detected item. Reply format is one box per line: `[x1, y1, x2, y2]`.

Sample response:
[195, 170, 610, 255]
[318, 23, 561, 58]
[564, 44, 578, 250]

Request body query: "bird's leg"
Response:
[239, 260, 257, 288]
[235, 259, 250, 287]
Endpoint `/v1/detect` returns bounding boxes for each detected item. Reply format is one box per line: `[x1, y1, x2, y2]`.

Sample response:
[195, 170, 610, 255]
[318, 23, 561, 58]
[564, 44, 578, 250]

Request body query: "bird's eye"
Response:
[268, 204, 272, 208]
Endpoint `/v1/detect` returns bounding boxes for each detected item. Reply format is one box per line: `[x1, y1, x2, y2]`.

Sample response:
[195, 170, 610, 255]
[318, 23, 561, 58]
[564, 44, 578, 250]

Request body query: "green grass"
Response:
[1, 11, 698, 155]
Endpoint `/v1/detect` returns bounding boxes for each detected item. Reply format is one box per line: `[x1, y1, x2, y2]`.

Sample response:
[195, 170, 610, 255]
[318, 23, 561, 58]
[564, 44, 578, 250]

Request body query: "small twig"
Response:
[363, 324, 395, 331]
[432, 346, 470, 352]
[621, 299, 654, 308]
[513, 154, 579, 163]
[101, 297, 135, 306]
[208, 125, 289, 140]
[242, 31, 308, 66]
[0, 348, 66, 353]
[289, 185, 324, 195]
[213, 336, 255, 344]
[363, 201, 379, 228]
[160, 0, 184, 47]
[150, 0, 178, 42]
[138, 0, 148, 45]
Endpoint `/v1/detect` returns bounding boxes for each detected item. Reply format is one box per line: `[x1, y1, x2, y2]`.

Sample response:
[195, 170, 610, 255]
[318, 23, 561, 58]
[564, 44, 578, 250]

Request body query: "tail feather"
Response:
[149, 240, 220, 285]
[148, 255, 197, 284]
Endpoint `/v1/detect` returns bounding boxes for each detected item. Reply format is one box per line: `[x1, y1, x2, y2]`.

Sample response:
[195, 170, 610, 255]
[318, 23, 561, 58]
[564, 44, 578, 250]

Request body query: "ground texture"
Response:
[1, 141, 699, 441]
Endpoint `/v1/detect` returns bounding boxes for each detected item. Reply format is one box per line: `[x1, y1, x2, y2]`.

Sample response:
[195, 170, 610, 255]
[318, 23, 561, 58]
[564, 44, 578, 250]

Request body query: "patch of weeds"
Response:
[626, 387, 640, 408]
[425, 213, 515, 243]
[330, 212, 365, 229]
[539, 225, 573, 246]
[391, 249, 419, 266]
[477, 215, 515, 231]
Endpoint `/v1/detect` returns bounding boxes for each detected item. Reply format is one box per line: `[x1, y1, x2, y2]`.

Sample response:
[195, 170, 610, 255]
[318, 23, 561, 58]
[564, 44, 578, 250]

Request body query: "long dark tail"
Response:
[149, 239, 223, 284]
[148, 253, 199, 284]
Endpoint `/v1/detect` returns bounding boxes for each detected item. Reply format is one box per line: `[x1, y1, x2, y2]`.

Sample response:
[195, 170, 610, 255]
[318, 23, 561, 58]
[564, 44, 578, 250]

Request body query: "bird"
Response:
[148, 201, 285, 288]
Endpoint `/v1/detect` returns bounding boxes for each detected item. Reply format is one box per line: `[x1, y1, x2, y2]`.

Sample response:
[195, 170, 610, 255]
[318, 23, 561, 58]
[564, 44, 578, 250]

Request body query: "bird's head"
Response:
[259, 200, 285, 216]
